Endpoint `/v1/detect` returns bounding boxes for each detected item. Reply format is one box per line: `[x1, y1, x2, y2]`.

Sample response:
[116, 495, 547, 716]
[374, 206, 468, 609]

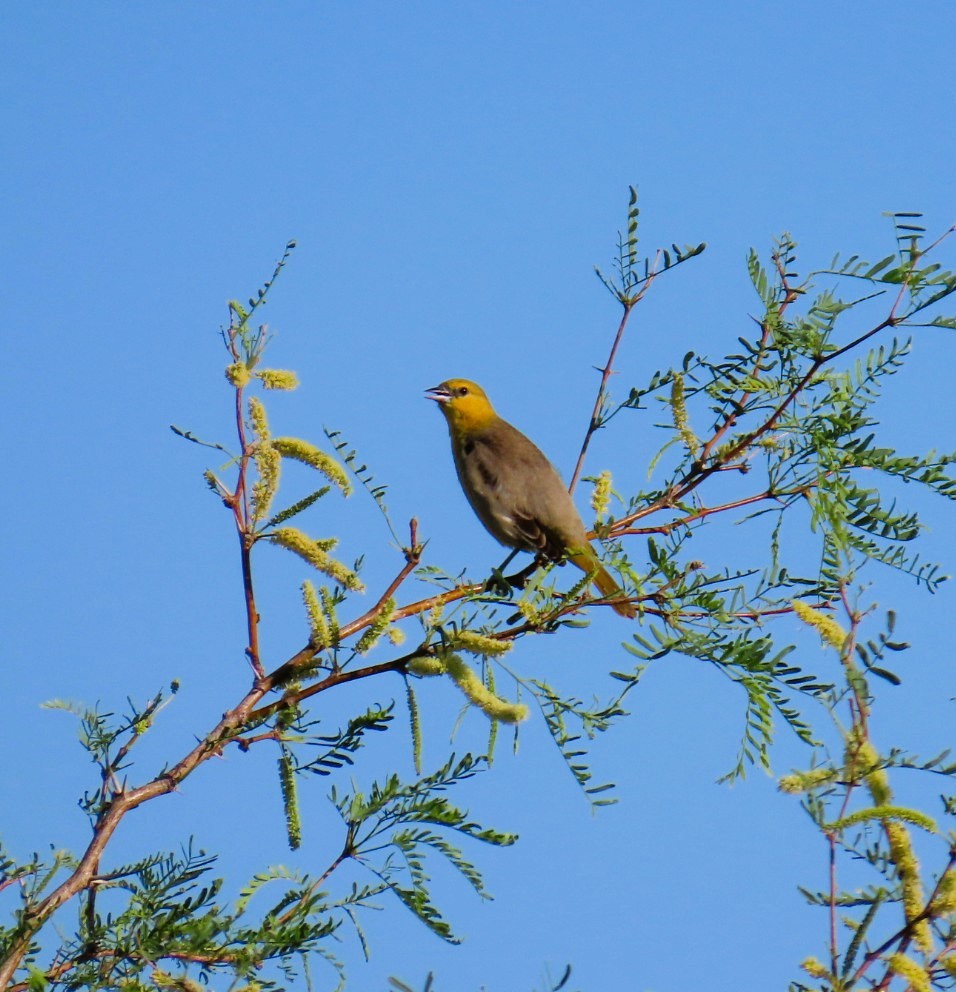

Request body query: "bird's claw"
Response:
[483, 566, 515, 596]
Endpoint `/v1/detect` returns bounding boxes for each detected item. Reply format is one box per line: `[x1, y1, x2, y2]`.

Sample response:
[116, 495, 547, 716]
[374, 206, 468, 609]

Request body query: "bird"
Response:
[426, 378, 635, 618]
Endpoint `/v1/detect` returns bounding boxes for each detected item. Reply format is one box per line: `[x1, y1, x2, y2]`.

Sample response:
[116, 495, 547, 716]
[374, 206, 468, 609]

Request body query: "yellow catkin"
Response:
[850, 732, 933, 952]
[590, 470, 613, 519]
[867, 763, 892, 805]
[268, 527, 364, 592]
[256, 369, 299, 391]
[251, 442, 281, 521]
[355, 599, 396, 655]
[778, 767, 839, 794]
[407, 681, 423, 776]
[845, 729, 933, 952]
[671, 371, 699, 453]
[152, 970, 205, 992]
[272, 436, 352, 495]
[887, 953, 932, 992]
[844, 730, 889, 799]
[225, 362, 252, 388]
[449, 630, 513, 657]
[485, 664, 499, 762]
[302, 580, 330, 649]
[427, 601, 445, 628]
[792, 599, 848, 651]
[884, 820, 933, 953]
[831, 805, 937, 835]
[248, 396, 270, 441]
[800, 957, 829, 979]
[387, 627, 406, 646]
[319, 587, 340, 647]
[278, 750, 301, 851]
[932, 869, 956, 915]
[442, 654, 528, 724]
[516, 598, 545, 625]
[406, 653, 527, 723]
[203, 469, 223, 494]
[406, 655, 446, 677]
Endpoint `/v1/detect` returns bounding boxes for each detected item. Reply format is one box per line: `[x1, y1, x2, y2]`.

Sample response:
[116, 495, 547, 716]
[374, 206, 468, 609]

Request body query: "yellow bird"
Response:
[426, 378, 635, 618]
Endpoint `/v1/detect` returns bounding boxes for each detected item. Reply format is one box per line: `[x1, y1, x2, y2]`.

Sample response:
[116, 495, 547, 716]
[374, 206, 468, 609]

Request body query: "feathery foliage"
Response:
[6, 199, 956, 991]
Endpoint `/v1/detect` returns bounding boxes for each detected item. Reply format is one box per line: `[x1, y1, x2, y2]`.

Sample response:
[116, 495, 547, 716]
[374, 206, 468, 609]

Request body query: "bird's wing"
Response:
[463, 422, 586, 558]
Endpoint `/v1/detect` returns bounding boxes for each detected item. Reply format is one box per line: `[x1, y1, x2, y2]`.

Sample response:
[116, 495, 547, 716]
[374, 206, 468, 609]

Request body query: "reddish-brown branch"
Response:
[465, 594, 802, 648]
[607, 299, 902, 540]
[235, 729, 282, 749]
[252, 656, 411, 724]
[614, 484, 814, 537]
[238, 529, 264, 679]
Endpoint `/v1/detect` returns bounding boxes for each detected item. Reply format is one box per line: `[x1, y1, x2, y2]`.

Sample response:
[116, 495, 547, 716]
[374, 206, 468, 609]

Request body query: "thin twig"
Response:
[614, 484, 814, 537]
[232, 378, 265, 680]
[273, 842, 353, 928]
[569, 250, 665, 494]
[568, 301, 634, 493]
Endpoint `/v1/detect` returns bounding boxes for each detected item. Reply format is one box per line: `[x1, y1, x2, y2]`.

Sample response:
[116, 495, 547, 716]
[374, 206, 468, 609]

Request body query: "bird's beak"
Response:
[425, 384, 451, 404]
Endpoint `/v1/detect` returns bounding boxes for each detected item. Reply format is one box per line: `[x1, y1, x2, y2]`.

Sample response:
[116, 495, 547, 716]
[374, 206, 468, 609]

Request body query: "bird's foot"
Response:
[483, 566, 514, 596]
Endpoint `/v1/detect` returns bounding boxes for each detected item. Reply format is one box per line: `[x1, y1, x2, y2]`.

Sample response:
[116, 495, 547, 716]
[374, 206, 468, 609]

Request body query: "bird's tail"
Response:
[569, 550, 636, 619]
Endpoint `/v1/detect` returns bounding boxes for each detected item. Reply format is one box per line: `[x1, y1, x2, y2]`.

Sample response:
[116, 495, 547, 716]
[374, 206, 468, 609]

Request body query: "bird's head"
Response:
[425, 378, 498, 433]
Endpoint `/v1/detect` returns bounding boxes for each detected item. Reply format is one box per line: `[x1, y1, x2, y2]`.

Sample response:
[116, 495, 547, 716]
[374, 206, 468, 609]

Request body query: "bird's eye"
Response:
[458, 386, 469, 396]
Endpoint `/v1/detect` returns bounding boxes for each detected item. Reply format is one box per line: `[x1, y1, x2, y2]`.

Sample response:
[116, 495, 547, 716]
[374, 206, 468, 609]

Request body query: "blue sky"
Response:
[4, 4, 956, 990]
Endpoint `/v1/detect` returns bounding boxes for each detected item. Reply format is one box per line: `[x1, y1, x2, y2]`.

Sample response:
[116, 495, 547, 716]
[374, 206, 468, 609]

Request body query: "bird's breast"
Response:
[452, 431, 526, 547]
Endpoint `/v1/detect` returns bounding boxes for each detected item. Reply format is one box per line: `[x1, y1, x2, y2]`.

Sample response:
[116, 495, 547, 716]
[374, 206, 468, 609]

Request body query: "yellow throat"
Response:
[425, 378, 499, 434]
